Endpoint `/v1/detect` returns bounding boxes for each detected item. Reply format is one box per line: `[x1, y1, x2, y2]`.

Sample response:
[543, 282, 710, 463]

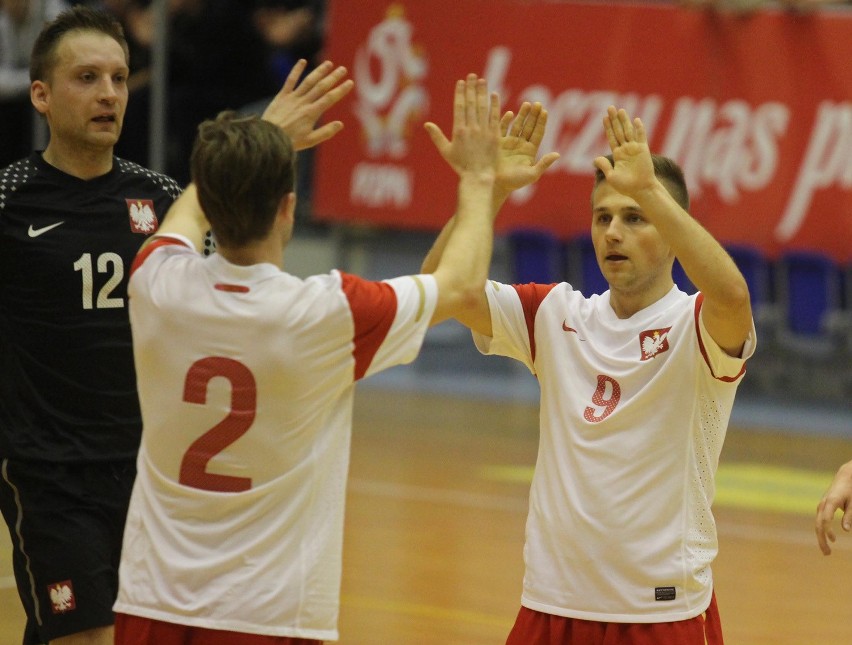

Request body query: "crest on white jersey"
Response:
[126, 198, 159, 234]
[639, 327, 671, 361]
[47, 580, 76, 614]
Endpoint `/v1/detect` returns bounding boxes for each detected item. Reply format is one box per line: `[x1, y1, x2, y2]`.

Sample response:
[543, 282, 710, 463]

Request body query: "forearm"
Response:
[429, 172, 496, 326]
[421, 215, 456, 274]
[634, 182, 752, 353]
[634, 182, 749, 304]
[152, 185, 210, 252]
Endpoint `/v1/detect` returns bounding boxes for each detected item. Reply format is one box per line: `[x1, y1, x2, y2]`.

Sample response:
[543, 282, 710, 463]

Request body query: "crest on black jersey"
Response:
[126, 198, 159, 234]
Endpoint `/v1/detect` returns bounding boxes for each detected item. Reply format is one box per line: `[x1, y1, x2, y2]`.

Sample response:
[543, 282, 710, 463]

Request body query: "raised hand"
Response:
[424, 74, 500, 178]
[261, 59, 354, 151]
[593, 105, 656, 197]
[495, 102, 560, 199]
[427, 94, 559, 198]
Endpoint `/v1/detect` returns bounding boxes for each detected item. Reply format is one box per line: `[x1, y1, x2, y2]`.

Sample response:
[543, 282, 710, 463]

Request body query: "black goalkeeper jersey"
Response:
[0, 153, 181, 462]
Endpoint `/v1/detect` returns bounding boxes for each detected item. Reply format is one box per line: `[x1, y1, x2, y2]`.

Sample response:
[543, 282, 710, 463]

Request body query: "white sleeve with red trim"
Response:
[341, 272, 437, 380]
[696, 299, 757, 379]
[151, 232, 196, 251]
[472, 280, 557, 374]
[129, 235, 194, 279]
[365, 274, 437, 376]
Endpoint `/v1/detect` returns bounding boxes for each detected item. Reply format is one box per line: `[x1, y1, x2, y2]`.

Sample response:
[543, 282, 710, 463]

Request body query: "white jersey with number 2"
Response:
[473, 280, 755, 624]
[115, 236, 437, 640]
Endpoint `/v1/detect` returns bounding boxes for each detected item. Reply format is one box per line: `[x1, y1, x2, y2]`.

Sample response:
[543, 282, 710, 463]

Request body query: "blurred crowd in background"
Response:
[2, 0, 850, 409]
[0, 0, 324, 185]
[1, 0, 851, 192]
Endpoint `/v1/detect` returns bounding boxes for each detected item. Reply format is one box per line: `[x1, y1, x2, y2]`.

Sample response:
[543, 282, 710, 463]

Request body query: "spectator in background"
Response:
[92, 0, 155, 165]
[677, 0, 852, 13]
[91, 1, 327, 212]
[777, 0, 852, 9]
[676, 0, 767, 11]
[109, 0, 279, 182]
[0, 0, 68, 166]
[252, 0, 325, 86]
[164, 0, 277, 184]
[249, 0, 327, 224]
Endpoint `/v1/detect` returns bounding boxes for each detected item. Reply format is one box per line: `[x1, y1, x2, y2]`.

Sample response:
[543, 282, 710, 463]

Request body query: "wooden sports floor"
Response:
[2, 387, 851, 645]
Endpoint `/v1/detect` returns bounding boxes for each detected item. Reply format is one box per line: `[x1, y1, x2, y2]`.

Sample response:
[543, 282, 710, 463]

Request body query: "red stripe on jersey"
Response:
[512, 283, 559, 364]
[341, 272, 398, 380]
[214, 284, 250, 293]
[693, 293, 746, 382]
[130, 236, 189, 277]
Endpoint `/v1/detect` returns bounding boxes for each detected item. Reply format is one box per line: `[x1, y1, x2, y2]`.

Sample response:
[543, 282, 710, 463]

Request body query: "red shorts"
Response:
[114, 613, 323, 645]
[506, 593, 723, 645]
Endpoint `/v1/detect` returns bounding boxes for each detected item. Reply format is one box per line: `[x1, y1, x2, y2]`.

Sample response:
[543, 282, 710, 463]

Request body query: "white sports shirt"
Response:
[114, 237, 437, 640]
[473, 281, 755, 623]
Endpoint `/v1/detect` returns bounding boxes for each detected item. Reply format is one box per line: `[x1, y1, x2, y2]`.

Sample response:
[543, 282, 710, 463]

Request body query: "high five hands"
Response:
[423, 74, 501, 180]
[261, 58, 355, 151]
[494, 102, 561, 200]
[425, 77, 559, 199]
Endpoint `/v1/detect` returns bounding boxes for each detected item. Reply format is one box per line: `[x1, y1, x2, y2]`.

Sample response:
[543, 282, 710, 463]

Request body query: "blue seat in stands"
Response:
[775, 251, 847, 359]
[564, 235, 608, 297]
[726, 244, 773, 308]
[776, 251, 842, 338]
[672, 259, 696, 294]
[723, 244, 780, 338]
[507, 228, 563, 284]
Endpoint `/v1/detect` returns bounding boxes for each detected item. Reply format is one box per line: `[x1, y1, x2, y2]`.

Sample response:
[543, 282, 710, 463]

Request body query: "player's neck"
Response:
[218, 238, 284, 269]
[42, 140, 114, 180]
[608, 279, 673, 319]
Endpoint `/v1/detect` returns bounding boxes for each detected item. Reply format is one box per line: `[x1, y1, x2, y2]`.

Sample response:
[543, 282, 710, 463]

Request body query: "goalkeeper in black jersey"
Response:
[0, 7, 180, 644]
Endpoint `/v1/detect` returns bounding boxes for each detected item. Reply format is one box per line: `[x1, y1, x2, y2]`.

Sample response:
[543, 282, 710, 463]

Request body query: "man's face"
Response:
[32, 30, 129, 151]
[590, 180, 674, 297]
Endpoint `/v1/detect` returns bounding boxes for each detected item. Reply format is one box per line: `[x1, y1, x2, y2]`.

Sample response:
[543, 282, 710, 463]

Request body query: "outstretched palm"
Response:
[426, 100, 559, 198]
[594, 106, 655, 195]
[496, 102, 560, 196]
[262, 59, 354, 151]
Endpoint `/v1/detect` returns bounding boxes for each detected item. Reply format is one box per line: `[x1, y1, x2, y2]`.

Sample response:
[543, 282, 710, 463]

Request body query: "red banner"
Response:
[314, 0, 852, 262]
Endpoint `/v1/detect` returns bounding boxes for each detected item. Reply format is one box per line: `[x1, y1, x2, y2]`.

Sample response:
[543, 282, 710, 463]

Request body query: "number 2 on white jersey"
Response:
[179, 356, 256, 492]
